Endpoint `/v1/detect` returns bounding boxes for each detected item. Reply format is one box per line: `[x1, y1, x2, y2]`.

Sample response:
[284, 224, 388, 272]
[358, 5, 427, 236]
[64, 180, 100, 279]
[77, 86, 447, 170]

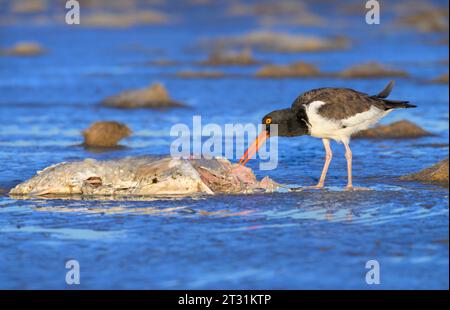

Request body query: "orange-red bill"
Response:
[238, 131, 268, 166]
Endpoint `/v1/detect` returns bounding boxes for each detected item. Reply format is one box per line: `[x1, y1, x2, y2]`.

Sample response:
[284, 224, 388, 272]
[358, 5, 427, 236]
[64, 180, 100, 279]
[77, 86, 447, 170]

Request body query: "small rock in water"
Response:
[401, 158, 449, 187]
[255, 61, 320, 78]
[204, 31, 349, 53]
[1, 42, 45, 56]
[176, 70, 226, 79]
[82, 10, 169, 28]
[82, 121, 131, 147]
[199, 48, 260, 66]
[338, 62, 409, 78]
[354, 120, 432, 139]
[101, 83, 186, 109]
[430, 73, 449, 84]
[396, 6, 449, 33]
[11, 0, 47, 13]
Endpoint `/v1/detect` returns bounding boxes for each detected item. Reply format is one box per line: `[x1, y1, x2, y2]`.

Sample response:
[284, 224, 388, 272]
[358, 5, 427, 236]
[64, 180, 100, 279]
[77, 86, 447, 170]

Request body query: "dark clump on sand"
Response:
[354, 120, 432, 139]
[101, 83, 186, 109]
[339, 62, 409, 78]
[82, 121, 131, 147]
[255, 61, 320, 78]
[199, 49, 260, 66]
[401, 158, 449, 187]
[0, 42, 45, 56]
[176, 70, 226, 78]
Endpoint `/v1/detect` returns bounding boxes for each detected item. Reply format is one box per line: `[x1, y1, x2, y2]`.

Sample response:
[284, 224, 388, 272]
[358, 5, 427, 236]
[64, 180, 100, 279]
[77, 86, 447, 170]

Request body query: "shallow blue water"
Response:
[0, 1, 448, 289]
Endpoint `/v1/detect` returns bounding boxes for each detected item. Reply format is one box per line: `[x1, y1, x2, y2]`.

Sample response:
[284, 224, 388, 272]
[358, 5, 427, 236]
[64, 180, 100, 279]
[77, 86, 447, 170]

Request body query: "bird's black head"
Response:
[239, 107, 309, 166]
[262, 108, 309, 137]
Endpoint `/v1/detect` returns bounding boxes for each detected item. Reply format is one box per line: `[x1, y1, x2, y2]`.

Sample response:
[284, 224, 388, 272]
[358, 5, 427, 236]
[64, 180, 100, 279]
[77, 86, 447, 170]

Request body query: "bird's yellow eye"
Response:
[265, 117, 272, 125]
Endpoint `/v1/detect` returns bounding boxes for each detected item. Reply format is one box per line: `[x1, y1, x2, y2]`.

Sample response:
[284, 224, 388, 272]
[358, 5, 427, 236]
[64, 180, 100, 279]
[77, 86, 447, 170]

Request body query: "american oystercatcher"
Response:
[239, 81, 415, 190]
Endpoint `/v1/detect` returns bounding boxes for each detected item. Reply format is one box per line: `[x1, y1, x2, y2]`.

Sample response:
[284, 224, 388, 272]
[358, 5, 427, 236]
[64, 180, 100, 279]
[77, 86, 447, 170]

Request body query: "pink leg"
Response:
[342, 140, 370, 191]
[343, 140, 353, 189]
[301, 139, 332, 190]
[316, 138, 332, 188]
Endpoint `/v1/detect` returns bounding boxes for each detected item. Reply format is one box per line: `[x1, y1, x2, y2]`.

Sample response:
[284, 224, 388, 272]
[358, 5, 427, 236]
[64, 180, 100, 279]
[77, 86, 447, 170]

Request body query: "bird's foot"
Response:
[295, 184, 324, 191]
[344, 185, 371, 191]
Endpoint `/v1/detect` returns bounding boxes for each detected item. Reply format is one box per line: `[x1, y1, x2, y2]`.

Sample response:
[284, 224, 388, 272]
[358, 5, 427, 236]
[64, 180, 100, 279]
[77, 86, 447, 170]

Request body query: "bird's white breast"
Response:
[305, 101, 341, 139]
[305, 100, 391, 142]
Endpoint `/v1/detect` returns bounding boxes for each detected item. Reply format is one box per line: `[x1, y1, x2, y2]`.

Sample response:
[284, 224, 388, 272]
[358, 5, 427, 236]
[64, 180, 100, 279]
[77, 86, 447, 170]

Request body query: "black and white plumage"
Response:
[259, 81, 415, 190]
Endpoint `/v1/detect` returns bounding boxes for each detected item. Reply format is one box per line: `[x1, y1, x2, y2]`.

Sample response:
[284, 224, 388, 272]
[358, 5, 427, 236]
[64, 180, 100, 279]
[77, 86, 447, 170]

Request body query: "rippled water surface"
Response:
[0, 2, 448, 289]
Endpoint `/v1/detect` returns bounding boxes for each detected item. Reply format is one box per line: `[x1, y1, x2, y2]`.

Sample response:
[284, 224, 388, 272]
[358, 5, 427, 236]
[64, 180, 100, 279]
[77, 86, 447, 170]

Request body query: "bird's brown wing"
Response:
[292, 88, 385, 121]
[291, 88, 327, 109]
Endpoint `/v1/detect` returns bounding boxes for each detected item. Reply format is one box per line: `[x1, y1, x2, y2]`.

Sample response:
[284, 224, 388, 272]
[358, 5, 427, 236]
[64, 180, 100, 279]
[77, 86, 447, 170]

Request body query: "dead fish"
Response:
[9, 156, 282, 198]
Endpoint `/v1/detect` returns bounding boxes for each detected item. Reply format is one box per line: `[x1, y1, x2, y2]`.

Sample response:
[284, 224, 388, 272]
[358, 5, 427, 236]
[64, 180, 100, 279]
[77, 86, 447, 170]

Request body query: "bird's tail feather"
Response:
[372, 80, 416, 109]
[375, 80, 395, 98]
[382, 99, 416, 109]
